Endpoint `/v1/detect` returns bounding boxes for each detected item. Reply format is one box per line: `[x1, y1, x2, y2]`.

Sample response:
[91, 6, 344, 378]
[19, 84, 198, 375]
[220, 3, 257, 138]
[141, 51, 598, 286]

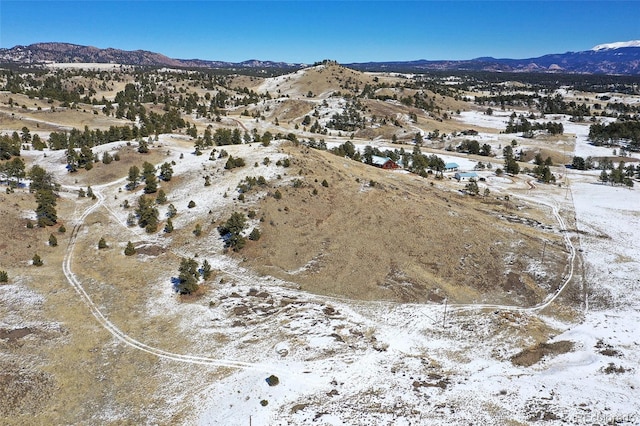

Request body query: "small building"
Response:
[371, 155, 399, 170]
[455, 172, 478, 181]
[444, 162, 459, 172]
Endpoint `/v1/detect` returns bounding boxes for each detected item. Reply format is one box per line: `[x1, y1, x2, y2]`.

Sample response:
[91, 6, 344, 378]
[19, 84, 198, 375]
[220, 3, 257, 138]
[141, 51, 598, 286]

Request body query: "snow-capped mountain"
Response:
[349, 41, 640, 75]
[2, 41, 640, 75]
[592, 40, 640, 51]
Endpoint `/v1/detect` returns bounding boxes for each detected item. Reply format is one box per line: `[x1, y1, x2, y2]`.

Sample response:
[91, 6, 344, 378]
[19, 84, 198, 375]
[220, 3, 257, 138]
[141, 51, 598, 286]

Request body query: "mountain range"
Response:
[1, 41, 640, 75]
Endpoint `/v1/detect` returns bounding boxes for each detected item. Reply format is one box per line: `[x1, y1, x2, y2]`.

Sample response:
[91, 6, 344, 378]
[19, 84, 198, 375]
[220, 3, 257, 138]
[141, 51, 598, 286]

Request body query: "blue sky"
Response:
[1, 1, 639, 63]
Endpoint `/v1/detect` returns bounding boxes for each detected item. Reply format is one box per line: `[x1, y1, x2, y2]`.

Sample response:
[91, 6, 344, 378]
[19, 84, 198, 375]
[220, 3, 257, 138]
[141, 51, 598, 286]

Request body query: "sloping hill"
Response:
[243, 145, 569, 305]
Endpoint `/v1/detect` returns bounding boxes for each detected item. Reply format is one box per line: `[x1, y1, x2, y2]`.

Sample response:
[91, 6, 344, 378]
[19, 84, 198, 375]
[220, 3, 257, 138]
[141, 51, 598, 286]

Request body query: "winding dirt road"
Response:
[60, 170, 579, 368]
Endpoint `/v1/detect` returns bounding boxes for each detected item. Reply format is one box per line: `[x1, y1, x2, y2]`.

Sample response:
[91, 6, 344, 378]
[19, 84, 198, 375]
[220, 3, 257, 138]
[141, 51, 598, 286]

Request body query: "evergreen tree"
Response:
[5, 157, 25, 187]
[503, 145, 520, 175]
[32, 134, 46, 151]
[599, 170, 609, 184]
[98, 237, 107, 249]
[35, 189, 57, 227]
[102, 151, 113, 164]
[124, 241, 136, 256]
[159, 162, 173, 181]
[177, 257, 199, 294]
[32, 253, 43, 266]
[48, 233, 58, 247]
[218, 212, 247, 251]
[164, 218, 174, 233]
[201, 259, 212, 280]
[142, 161, 157, 194]
[0, 270, 8, 283]
[249, 228, 261, 241]
[138, 139, 149, 153]
[28, 165, 56, 193]
[156, 189, 167, 204]
[127, 165, 140, 190]
[135, 196, 159, 233]
[465, 178, 479, 195]
[167, 203, 177, 218]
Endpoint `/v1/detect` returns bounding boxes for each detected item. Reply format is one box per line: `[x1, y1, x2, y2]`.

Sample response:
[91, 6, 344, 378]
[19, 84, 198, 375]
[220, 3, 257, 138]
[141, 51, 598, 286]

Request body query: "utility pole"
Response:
[442, 298, 448, 329]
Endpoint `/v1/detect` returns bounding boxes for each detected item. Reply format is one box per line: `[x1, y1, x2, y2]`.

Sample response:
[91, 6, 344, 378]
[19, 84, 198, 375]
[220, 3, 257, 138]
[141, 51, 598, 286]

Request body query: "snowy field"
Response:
[86, 115, 636, 425]
[191, 114, 639, 423]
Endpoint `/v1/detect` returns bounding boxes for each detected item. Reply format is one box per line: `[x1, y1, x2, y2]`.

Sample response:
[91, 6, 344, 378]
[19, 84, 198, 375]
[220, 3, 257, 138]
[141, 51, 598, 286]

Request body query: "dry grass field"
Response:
[242, 145, 569, 305]
[0, 62, 600, 424]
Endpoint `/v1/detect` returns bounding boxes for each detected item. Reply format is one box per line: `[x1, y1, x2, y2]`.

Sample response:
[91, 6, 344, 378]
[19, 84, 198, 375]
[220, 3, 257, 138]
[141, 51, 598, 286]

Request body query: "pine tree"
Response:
[159, 162, 173, 181]
[135, 196, 159, 233]
[35, 189, 57, 227]
[156, 189, 167, 204]
[218, 212, 247, 251]
[142, 161, 157, 194]
[249, 228, 261, 241]
[32, 253, 43, 266]
[127, 165, 140, 190]
[124, 241, 136, 256]
[48, 233, 58, 247]
[201, 259, 212, 280]
[0, 270, 8, 283]
[98, 237, 107, 249]
[138, 139, 149, 153]
[177, 257, 199, 294]
[164, 218, 174, 233]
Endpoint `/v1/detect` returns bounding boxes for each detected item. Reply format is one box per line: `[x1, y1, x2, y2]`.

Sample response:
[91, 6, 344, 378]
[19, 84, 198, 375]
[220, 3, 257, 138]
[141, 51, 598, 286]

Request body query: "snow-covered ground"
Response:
[14, 94, 638, 424]
[191, 113, 639, 424]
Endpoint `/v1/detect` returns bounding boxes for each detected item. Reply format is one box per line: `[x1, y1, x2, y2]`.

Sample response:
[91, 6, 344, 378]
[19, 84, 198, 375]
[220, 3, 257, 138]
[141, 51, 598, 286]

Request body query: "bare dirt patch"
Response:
[511, 340, 574, 367]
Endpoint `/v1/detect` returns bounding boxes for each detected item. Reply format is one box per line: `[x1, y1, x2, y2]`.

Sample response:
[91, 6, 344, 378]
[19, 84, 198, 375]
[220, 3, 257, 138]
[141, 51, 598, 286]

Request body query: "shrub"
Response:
[32, 253, 43, 266]
[124, 241, 136, 256]
[98, 237, 108, 249]
[188, 200, 196, 208]
[265, 375, 279, 386]
[249, 228, 261, 241]
[58, 224, 66, 233]
[274, 190, 282, 200]
[321, 179, 329, 187]
[164, 218, 174, 233]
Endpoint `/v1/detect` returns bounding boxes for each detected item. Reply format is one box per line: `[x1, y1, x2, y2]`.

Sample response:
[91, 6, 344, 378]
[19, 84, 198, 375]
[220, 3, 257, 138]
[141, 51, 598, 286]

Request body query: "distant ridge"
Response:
[0, 42, 305, 70]
[2, 41, 640, 75]
[346, 43, 640, 75]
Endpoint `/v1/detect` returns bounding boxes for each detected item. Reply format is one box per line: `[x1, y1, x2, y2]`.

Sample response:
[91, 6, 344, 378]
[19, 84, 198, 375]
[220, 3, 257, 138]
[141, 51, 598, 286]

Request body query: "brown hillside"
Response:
[242, 145, 568, 305]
